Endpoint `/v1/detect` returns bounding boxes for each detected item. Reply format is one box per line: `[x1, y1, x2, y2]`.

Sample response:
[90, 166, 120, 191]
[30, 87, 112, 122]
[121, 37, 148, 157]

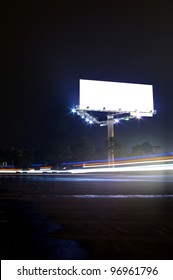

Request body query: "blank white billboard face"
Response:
[79, 79, 154, 116]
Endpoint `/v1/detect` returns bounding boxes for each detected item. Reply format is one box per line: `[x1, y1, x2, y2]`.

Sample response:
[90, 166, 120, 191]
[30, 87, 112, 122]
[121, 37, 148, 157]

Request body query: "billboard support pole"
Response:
[107, 115, 114, 164]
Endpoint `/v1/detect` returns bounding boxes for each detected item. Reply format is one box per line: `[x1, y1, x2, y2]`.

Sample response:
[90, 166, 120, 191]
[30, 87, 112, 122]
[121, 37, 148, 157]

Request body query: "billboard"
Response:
[79, 79, 154, 117]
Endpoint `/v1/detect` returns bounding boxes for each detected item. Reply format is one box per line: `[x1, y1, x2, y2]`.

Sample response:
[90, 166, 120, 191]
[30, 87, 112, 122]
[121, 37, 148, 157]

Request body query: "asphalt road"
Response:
[0, 172, 173, 260]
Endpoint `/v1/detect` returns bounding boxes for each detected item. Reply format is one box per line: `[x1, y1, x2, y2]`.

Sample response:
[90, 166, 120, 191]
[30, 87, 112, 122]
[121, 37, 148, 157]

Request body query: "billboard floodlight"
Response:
[114, 119, 119, 124]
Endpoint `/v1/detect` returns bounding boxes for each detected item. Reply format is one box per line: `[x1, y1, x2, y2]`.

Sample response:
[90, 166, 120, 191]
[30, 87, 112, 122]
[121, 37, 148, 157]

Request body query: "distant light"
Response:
[71, 108, 76, 113]
[81, 115, 85, 119]
[89, 120, 93, 124]
[136, 115, 142, 119]
[125, 117, 129, 121]
[85, 118, 89, 122]
[114, 119, 119, 124]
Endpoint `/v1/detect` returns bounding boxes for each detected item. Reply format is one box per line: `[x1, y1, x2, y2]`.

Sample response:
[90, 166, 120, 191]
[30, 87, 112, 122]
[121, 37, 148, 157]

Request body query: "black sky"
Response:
[1, 0, 173, 152]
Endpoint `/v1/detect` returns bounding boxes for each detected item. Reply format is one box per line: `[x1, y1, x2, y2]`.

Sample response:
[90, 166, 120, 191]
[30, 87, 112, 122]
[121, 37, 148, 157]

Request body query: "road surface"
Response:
[0, 172, 173, 259]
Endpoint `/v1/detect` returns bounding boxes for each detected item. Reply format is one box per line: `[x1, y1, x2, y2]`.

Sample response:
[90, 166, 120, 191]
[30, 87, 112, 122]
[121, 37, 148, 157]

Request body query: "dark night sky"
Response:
[1, 0, 173, 152]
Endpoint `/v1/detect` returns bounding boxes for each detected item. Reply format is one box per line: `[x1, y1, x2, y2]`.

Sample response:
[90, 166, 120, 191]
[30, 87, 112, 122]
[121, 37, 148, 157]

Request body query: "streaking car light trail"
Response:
[0, 159, 173, 174]
[69, 163, 173, 174]
[82, 158, 173, 168]
[57, 194, 173, 199]
[0, 154, 173, 174]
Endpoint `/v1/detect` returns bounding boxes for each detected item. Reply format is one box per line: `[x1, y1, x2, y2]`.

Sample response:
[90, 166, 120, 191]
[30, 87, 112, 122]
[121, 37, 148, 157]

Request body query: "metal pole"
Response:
[107, 115, 114, 164]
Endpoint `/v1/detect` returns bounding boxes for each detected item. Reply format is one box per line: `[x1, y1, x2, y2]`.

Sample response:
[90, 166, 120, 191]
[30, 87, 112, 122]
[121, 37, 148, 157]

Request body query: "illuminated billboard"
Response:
[79, 79, 154, 117]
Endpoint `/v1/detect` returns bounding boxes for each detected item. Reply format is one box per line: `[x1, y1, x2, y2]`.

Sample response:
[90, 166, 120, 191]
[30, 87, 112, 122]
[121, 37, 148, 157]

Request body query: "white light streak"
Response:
[0, 159, 173, 175]
[83, 158, 173, 169]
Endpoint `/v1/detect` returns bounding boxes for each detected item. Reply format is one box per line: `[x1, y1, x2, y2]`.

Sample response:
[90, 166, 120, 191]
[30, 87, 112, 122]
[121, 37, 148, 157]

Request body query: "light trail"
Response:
[69, 163, 173, 174]
[0, 159, 173, 174]
[82, 158, 173, 168]
[56, 194, 173, 199]
[71, 154, 173, 168]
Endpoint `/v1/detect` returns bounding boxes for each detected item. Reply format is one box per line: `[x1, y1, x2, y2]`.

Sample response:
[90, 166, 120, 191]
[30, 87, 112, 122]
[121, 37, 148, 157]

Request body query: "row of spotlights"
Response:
[85, 117, 93, 124]
[71, 108, 93, 124]
[71, 108, 142, 123]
